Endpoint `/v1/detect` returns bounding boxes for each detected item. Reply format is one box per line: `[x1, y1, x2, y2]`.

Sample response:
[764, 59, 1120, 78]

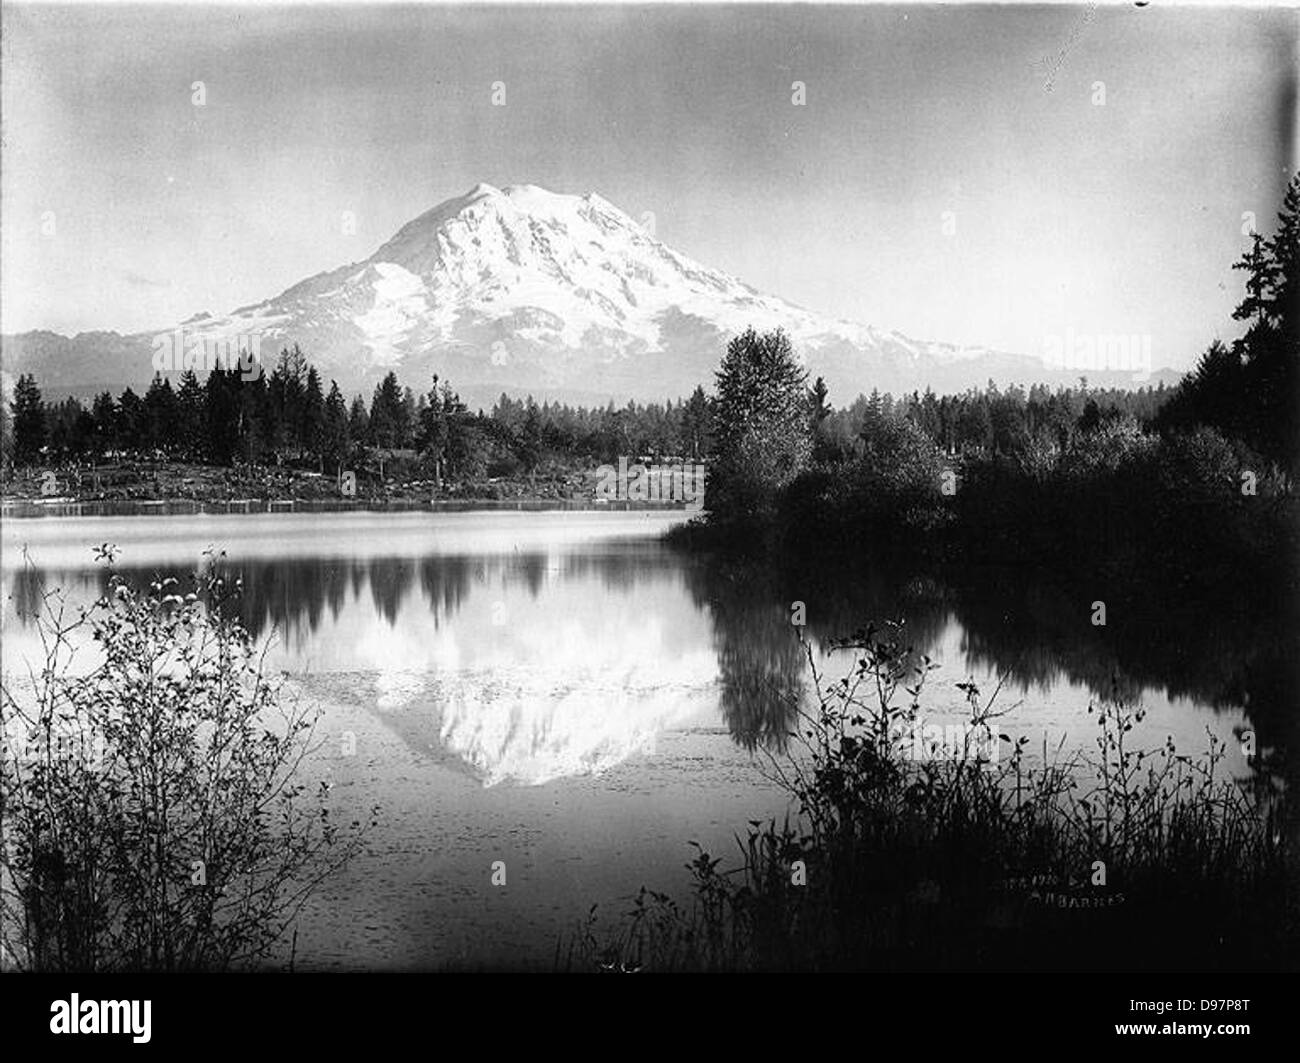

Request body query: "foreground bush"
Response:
[0, 547, 374, 971]
[568, 624, 1291, 971]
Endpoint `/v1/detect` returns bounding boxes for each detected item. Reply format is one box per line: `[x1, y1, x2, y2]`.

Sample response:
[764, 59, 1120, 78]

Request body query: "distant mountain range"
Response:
[1, 182, 1181, 407]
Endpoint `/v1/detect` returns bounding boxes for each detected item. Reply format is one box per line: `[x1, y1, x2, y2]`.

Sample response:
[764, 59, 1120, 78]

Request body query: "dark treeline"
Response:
[1, 345, 714, 485]
[5, 346, 1182, 504]
[5, 348, 1175, 488]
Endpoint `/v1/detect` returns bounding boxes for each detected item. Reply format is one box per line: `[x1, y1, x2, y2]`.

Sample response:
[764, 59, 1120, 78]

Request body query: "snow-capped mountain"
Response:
[1, 183, 1176, 405]
[170, 180, 997, 402]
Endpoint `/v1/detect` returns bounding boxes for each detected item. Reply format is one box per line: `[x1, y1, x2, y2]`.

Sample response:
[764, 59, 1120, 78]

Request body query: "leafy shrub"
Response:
[1, 548, 375, 971]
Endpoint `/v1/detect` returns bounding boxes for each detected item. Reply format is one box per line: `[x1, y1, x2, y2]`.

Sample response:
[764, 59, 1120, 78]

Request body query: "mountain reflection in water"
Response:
[2, 513, 1292, 789]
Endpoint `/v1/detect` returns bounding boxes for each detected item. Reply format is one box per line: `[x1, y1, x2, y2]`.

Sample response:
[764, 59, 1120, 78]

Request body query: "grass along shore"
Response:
[565, 624, 1294, 972]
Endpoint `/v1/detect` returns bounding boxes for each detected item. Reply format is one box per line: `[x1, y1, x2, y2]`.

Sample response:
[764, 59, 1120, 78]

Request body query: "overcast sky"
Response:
[2, 1, 1295, 370]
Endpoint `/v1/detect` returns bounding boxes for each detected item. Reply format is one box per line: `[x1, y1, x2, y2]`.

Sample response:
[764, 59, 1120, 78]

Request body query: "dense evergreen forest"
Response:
[0, 340, 1189, 498]
[2, 353, 1177, 486]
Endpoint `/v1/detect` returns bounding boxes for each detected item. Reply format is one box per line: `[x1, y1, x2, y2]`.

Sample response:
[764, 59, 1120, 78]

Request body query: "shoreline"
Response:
[0, 496, 696, 519]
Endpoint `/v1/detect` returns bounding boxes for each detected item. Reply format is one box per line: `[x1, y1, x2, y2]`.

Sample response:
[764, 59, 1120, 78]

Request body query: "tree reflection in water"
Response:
[4, 539, 1291, 792]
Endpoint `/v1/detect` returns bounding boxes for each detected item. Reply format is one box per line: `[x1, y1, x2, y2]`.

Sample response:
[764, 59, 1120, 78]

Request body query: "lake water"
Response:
[0, 511, 1272, 969]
